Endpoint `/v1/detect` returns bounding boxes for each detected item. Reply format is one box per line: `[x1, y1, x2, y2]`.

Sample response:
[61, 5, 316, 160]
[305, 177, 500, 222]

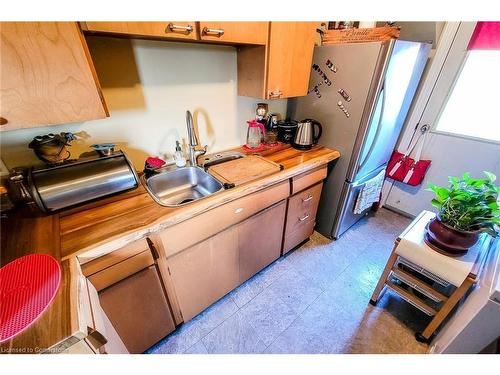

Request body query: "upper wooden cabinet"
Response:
[238, 22, 319, 99]
[266, 22, 319, 99]
[0, 22, 108, 131]
[80, 22, 199, 41]
[198, 22, 269, 45]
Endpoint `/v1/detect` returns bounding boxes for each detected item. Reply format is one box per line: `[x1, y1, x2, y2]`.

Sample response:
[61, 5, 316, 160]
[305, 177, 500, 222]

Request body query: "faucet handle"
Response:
[195, 145, 207, 156]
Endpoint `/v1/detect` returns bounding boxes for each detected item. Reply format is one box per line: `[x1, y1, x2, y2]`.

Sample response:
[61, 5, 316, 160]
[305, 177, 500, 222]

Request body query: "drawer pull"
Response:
[268, 90, 282, 99]
[302, 195, 313, 202]
[166, 23, 193, 33]
[234, 207, 244, 214]
[202, 27, 224, 37]
[298, 214, 310, 222]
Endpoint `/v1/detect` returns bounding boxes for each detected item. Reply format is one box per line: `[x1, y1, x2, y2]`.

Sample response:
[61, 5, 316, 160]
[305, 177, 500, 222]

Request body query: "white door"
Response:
[384, 22, 500, 216]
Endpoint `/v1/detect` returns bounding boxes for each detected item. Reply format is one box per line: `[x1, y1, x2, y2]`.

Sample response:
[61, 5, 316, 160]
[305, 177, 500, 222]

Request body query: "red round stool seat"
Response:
[1, 254, 61, 342]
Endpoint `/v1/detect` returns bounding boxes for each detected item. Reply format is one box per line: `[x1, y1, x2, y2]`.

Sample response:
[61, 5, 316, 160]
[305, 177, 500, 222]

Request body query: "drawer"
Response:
[80, 238, 151, 274]
[291, 166, 327, 195]
[159, 181, 289, 258]
[87, 249, 155, 292]
[81, 22, 199, 41]
[198, 22, 269, 45]
[285, 182, 322, 235]
[283, 218, 316, 255]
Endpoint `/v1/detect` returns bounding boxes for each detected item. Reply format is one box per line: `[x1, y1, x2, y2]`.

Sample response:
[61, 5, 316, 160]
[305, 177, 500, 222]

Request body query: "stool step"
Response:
[386, 280, 437, 316]
[397, 257, 451, 287]
[391, 267, 448, 303]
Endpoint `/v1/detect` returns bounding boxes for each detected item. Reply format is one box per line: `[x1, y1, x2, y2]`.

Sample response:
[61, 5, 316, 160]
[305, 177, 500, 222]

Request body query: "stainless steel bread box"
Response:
[28, 151, 139, 212]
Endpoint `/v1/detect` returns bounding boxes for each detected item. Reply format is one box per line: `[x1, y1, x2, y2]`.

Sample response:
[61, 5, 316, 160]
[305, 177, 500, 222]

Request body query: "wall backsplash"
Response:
[0, 36, 287, 170]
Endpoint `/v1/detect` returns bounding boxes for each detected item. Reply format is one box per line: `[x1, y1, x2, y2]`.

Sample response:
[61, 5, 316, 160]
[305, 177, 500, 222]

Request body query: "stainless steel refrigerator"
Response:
[288, 40, 431, 239]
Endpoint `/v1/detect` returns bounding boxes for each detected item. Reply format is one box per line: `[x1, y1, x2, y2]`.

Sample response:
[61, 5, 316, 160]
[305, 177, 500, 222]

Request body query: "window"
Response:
[435, 49, 500, 142]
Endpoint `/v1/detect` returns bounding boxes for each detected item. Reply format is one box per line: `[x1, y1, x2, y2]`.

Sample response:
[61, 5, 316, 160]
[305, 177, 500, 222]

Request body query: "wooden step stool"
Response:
[370, 210, 492, 343]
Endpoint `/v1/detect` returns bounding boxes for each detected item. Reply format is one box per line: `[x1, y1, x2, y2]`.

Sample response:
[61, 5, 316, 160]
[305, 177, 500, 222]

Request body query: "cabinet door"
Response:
[199, 22, 268, 45]
[81, 22, 199, 41]
[167, 226, 239, 321]
[266, 22, 319, 99]
[98, 266, 176, 353]
[238, 201, 286, 283]
[0, 22, 108, 131]
[86, 280, 129, 354]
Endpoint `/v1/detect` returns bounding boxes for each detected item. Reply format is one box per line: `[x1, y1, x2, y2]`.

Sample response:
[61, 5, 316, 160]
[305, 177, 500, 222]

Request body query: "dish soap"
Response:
[174, 141, 186, 167]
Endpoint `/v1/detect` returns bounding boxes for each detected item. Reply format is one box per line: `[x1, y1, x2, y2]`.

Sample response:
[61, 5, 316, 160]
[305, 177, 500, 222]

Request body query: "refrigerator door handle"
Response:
[357, 81, 387, 173]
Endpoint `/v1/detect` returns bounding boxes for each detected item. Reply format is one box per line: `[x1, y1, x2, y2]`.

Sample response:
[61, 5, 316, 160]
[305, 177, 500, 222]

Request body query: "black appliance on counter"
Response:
[277, 119, 298, 144]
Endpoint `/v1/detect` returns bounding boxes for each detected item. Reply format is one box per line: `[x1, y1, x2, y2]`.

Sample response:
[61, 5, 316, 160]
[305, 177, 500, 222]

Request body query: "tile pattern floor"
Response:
[146, 208, 431, 354]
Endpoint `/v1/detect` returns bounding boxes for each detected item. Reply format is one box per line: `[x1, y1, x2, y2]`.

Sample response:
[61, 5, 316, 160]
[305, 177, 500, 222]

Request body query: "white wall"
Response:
[0, 36, 287, 170]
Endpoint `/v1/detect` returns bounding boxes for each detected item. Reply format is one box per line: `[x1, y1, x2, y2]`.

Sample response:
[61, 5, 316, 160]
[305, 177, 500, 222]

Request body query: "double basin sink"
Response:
[144, 152, 245, 207]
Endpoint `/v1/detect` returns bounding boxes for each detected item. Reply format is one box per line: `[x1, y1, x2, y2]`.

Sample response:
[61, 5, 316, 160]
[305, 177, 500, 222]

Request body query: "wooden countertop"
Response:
[0, 144, 339, 353]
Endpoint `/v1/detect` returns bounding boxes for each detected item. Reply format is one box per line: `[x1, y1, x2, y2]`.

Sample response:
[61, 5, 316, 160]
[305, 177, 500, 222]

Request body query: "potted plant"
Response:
[425, 171, 500, 256]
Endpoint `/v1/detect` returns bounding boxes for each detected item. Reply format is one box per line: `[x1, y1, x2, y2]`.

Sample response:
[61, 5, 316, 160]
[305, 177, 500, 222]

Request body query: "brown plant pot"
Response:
[424, 215, 480, 256]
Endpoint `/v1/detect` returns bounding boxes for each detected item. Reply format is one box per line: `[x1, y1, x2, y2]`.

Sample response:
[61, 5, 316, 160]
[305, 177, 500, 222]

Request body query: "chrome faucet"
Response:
[186, 110, 207, 167]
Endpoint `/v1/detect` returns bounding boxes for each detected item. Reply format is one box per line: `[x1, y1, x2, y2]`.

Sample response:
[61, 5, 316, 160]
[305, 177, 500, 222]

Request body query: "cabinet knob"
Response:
[0, 117, 8, 126]
[166, 23, 194, 34]
[268, 90, 282, 99]
[202, 27, 225, 37]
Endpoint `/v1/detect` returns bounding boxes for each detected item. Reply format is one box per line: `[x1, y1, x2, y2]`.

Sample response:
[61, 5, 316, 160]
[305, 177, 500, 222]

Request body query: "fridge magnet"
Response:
[308, 82, 322, 98]
[326, 59, 338, 73]
[337, 100, 350, 117]
[312, 64, 332, 86]
[338, 88, 352, 102]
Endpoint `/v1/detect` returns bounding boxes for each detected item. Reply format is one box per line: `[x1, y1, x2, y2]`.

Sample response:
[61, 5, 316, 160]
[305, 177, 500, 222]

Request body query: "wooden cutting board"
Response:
[208, 155, 282, 187]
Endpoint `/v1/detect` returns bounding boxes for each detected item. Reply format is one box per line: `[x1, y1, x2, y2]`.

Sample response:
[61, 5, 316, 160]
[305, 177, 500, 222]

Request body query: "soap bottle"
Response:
[174, 141, 186, 167]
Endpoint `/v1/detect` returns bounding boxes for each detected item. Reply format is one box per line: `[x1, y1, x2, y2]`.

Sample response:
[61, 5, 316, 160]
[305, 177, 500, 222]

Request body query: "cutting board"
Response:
[208, 155, 282, 187]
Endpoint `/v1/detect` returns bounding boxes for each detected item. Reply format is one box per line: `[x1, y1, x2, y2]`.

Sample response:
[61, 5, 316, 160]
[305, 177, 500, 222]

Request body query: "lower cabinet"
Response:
[81, 240, 176, 353]
[283, 182, 323, 254]
[167, 200, 287, 321]
[239, 200, 286, 283]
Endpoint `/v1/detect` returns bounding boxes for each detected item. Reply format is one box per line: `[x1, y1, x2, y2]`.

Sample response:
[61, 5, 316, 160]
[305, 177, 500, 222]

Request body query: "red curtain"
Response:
[468, 22, 500, 50]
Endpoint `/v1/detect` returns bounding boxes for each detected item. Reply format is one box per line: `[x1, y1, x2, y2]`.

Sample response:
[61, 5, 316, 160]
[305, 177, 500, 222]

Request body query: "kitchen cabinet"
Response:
[166, 200, 286, 321]
[198, 22, 269, 45]
[81, 239, 176, 353]
[80, 22, 199, 41]
[238, 22, 319, 99]
[0, 22, 108, 131]
[167, 224, 240, 321]
[239, 201, 286, 282]
[85, 280, 129, 354]
[283, 182, 323, 254]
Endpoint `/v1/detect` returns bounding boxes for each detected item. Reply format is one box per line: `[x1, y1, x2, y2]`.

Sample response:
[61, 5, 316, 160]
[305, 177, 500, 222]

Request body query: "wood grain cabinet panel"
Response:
[199, 22, 269, 45]
[98, 265, 176, 353]
[238, 201, 286, 283]
[81, 22, 199, 41]
[238, 21, 319, 99]
[167, 226, 239, 322]
[0, 22, 108, 131]
[266, 22, 319, 99]
[283, 182, 323, 254]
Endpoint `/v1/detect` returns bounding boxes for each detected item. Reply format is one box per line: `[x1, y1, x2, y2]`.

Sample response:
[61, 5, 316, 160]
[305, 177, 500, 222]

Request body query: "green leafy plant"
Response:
[427, 171, 500, 237]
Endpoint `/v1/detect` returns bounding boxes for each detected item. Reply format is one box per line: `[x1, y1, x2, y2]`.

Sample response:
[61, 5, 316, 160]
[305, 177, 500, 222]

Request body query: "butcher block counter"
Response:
[0, 145, 340, 353]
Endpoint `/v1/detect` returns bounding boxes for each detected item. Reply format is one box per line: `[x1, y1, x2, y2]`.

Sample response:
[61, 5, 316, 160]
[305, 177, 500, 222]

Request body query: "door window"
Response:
[434, 22, 500, 143]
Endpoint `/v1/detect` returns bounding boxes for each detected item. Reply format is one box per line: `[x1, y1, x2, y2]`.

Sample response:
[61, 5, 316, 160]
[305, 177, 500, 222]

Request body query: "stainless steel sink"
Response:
[144, 166, 223, 207]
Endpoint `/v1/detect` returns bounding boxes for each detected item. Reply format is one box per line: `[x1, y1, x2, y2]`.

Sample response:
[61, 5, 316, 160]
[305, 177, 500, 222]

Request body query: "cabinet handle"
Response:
[202, 27, 225, 37]
[0, 117, 7, 126]
[298, 214, 310, 222]
[268, 90, 282, 99]
[302, 195, 313, 202]
[86, 327, 108, 350]
[166, 23, 193, 34]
